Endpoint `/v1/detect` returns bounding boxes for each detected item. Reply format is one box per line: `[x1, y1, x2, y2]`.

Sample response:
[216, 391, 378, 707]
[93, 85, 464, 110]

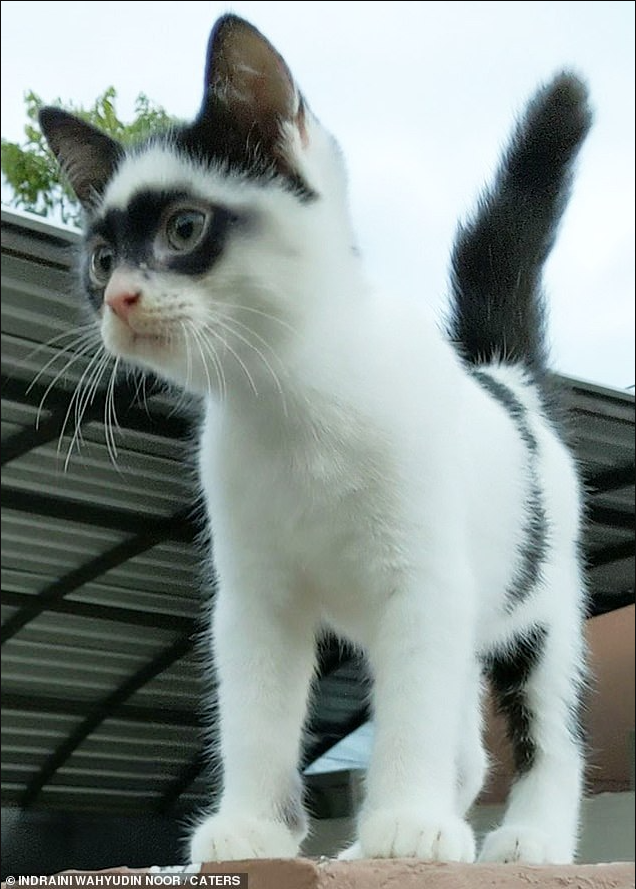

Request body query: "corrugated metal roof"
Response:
[1, 206, 634, 815]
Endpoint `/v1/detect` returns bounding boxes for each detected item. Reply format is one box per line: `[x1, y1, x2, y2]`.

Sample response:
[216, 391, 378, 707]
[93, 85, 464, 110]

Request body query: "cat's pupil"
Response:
[166, 210, 206, 250]
[99, 252, 112, 274]
[177, 218, 194, 239]
[90, 245, 114, 285]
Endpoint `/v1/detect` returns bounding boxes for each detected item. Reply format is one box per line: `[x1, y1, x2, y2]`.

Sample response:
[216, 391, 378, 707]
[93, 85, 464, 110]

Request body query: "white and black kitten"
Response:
[40, 14, 592, 865]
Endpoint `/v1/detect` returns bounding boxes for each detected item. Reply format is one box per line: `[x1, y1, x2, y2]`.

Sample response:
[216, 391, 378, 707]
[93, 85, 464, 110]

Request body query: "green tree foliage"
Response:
[1, 87, 175, 226]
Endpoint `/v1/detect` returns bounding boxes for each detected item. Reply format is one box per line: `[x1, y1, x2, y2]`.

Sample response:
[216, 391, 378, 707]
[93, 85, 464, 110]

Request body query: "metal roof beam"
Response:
[587, 462, 635, 493]
[302, 705, 371, 770]
[588, 590, 635, 617]
[589, 540, 634, 569]
[589, 504, 635, 531]
[1, 402, 101, 466]
[1, 588, 194, 633]
[2, 691, 196, 726]
[1, 511, 195, 644]
[1, 486, 196, 540]
[19, 633, 195, 807]
[156, 750, 211, 815]
[157, 634, 358, 813]
[1, 373, 193, 463]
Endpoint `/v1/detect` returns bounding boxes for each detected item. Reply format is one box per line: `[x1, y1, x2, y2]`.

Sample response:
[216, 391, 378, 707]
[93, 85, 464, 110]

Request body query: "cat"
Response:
[39, 14, 592, 865]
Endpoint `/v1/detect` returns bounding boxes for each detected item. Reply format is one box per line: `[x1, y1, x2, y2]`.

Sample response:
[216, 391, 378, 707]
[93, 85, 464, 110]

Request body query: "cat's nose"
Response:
[104, 271, 142, 323]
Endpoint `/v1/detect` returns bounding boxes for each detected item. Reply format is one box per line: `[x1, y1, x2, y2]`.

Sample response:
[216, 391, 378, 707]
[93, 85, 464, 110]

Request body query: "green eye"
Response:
[90, 244, 115, 285]
[164, 209, 208, 251]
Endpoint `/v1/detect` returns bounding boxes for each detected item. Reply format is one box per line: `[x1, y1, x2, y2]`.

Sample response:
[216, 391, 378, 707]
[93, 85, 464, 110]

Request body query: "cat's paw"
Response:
[478, 825, 572, 864]
[189, 814, 299, 862]
[337, 841, 363, 860]
[340, 810, 475, 861]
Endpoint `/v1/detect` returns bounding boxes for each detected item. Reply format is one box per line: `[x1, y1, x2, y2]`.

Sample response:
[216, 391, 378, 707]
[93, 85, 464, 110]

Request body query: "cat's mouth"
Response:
[131, 331, 168, 345]
[102, 314, 177, 357]
[119, 325, 171, 349]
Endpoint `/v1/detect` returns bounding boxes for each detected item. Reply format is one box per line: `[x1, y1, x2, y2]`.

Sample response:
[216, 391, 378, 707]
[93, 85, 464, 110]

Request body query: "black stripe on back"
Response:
[473, 370, 549, 608]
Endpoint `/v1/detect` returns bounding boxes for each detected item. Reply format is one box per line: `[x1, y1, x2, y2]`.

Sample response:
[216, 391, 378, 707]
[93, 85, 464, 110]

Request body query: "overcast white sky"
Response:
[1, 1, 634, 389]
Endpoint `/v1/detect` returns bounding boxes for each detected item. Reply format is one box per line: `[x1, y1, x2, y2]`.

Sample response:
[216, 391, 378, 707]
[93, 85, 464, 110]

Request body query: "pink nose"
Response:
[104, 285, 141, 322]
[104, 270, 141, 323]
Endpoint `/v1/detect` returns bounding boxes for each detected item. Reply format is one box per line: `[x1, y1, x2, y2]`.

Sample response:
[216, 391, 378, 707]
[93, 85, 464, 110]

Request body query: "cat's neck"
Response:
[217, 262, 457, 448]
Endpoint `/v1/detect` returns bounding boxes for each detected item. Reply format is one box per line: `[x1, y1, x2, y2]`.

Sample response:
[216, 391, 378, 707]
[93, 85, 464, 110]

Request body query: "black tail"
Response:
[447, 72, 592, 372]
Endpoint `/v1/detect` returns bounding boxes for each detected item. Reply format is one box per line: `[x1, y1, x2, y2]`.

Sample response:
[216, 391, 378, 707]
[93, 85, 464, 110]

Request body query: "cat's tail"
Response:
[446, 72, 592, 372]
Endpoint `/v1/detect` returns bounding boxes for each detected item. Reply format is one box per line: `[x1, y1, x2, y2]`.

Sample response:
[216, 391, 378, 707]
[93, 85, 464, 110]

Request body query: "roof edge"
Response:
[1, 206, 633, 404]
[1, 204, 81, 242]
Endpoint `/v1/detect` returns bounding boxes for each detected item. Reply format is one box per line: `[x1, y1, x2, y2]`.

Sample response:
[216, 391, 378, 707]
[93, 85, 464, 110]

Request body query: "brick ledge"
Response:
[199, 858, 635, 889]
[3, 859, 633, 889]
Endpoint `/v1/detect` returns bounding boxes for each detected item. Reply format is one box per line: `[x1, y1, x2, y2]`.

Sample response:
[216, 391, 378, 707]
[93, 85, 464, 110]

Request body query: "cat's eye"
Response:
[164, 209, 208, 252]
[89, 244, 115, 286]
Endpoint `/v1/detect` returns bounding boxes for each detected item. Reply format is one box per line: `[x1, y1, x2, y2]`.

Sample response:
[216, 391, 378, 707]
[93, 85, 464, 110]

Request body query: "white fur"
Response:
[95, 103, 586, 865]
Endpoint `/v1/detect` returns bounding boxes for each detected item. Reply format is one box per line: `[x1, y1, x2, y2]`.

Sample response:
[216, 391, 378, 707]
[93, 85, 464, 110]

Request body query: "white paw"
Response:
[189, 814, 299, 862]
[337, 841, 363, 860]
[340, 810, 475, 862]
[479, 825, 572, 864]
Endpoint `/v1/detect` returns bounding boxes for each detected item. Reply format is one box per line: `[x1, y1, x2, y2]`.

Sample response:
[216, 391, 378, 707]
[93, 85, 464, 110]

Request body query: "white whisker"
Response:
[183, 321, 212, 399]
[102, 356, 122, 469]
[23, 323, 99, 372]
[59, 348, 112, 468]
[187, 319, 227, 403]
[216, 310, 287, 369]
[201, 321, 259, 397]
[230, 303, 296, 335]
[33, 335, 103, 429]
[74, 346, 114, 444]
[212, 314, 288, 414]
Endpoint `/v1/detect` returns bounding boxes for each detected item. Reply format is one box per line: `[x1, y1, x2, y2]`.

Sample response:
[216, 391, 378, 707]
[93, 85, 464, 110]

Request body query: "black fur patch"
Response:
[275, 770, 307, 835]
[483, 625, 547, 773]
[83, 189, 240, 308]
[472, 370, 549, 607]
[278, 792, 307, 835]
[173, 105, 317, 203]
[447, 73, 592, 377]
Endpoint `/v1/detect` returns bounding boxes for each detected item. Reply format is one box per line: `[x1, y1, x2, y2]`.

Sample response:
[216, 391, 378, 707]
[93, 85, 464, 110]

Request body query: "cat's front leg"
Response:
[189, 574, 316, 862]
[342, 577, 477, 862]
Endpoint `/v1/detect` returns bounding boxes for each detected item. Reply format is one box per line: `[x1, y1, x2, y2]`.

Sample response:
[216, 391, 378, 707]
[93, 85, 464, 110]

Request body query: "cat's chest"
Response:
[221, 416, 383, 521]
[201, 400, 399, 567]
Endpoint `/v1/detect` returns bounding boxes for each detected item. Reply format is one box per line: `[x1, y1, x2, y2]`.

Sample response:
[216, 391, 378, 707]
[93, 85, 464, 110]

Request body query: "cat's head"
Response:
[40, 15, 354, 396]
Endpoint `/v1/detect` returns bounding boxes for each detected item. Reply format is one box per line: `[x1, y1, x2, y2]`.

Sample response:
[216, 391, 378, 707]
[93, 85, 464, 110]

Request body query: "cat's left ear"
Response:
[39, 107, 123, 210]
[201, 14, 308, 155]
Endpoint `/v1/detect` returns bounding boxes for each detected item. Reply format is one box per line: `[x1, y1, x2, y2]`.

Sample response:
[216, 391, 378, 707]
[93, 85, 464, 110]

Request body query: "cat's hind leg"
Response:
[479, 604, 586, 864]
[456, 667, 489, 817]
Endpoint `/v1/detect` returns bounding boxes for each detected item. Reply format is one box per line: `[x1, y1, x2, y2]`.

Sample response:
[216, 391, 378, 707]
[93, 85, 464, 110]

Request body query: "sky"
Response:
[1, 1, 634, 389]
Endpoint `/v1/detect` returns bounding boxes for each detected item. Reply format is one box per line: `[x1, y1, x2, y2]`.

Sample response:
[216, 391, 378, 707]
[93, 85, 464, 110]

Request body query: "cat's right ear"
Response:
[200, 15, 307, 159]
[39, 108, 122, 211]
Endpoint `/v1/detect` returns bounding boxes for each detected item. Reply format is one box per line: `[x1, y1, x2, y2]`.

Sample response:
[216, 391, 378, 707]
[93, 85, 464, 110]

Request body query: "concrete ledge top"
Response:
[198, 858, 636, 889]
[5, 859, 631, 889]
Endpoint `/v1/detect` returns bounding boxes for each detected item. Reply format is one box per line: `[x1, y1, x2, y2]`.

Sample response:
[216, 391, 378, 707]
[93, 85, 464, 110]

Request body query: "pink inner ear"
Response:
[296, 103, 309, 149]
[245, 40, 296, 119]
[212, 18, 298, 123]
